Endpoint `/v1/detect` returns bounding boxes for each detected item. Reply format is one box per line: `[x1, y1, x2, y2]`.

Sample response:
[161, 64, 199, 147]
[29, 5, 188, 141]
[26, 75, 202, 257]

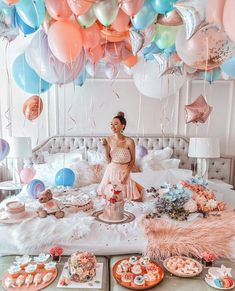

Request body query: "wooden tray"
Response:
[2, 267, 58, 291]
[112, 256, 164, 290]
[163, 256, 203, 278]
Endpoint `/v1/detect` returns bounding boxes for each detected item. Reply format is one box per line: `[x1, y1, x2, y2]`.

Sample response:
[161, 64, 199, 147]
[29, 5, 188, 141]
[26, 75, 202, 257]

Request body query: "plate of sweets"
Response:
[112, 255, 164, 290]
[163, 256, 203, 277]
[205, 265, 234, 290]
[2, 254, 58, 291]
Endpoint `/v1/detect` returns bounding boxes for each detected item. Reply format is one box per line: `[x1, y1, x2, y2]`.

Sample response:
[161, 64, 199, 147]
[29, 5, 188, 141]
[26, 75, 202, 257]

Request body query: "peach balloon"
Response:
[3, 0, 19, 4]
[45, 0, 72, 21]
[207, 0, 225, 29]
[121, 0, 144, 16]
[124, 55, 138, 68]
[48, 21, 82, 63]
[86, 44, 104, 63]
[81, 22, 100, 49]
[67, 0, 92, 16]
[111, 9, 130, 32]
[100, 28, 129, 43]
[23, 95, 43, 121]
[223, 0, 235, 42]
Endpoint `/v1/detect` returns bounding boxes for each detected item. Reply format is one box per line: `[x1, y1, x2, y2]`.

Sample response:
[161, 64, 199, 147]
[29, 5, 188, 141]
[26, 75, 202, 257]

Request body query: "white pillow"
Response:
[160, 159, 180, 169]
[131, 169, 193, 189]
[34, 163, 56, 187]
[42, 148, 86, 166]
[87, 149, 106, 164]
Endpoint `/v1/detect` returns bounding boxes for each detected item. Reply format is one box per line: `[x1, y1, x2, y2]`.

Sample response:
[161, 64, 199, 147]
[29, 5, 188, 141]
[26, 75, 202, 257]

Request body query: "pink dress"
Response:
[97, 147, 143, 201]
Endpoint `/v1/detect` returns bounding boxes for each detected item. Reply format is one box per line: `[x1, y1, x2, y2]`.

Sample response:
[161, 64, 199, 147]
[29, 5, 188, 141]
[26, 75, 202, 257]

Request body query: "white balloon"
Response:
[132, 58, 186, 99]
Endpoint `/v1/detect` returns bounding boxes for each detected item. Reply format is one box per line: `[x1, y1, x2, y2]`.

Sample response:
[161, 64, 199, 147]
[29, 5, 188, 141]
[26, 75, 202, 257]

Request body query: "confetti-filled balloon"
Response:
[184, 95, 213, 123]
[27, 179, 45, 199]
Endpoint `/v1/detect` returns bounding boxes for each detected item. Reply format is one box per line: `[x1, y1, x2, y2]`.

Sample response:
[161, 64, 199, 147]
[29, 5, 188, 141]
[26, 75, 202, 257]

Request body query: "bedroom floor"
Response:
[1, 255, 235, 290]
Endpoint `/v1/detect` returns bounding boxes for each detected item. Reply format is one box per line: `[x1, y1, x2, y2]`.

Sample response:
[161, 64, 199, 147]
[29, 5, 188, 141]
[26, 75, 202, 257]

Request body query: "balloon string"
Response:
[4, 42, 12, 134]
[137, 92, 142, 136]
[203, 37, 209, 100]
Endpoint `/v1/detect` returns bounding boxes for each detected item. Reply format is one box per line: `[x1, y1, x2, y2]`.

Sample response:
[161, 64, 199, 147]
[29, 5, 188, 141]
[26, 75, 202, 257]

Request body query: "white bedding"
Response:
[0, 181, 235, 256]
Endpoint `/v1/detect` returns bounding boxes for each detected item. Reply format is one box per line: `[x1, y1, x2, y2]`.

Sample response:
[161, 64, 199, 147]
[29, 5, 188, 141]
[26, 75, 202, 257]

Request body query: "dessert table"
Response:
[0, 256, 109, 291]
[110, 255, 235, 291]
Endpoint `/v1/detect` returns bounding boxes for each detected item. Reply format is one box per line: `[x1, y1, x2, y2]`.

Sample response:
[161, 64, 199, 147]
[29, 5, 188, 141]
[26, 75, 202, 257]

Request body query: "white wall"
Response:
[0, 36, 235, 157]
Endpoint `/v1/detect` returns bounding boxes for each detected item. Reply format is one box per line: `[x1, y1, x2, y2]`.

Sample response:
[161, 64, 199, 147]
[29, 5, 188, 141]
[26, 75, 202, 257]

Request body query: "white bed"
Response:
[0, 135, 234, 256]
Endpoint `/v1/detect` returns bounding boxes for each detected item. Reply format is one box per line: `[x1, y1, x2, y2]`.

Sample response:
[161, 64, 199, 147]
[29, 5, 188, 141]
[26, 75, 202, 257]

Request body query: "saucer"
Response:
[205, 277, 235, 290]
[0, 208, 37, 224]
[93, 210, 135, 224]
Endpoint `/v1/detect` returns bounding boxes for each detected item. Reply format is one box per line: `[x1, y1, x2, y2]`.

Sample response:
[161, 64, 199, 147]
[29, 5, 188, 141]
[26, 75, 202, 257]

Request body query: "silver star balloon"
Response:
[0, 11, 19, 42]
[152, 52, 168, 76]
[174, 0, 205, 40]
[129, 28, 145, 55]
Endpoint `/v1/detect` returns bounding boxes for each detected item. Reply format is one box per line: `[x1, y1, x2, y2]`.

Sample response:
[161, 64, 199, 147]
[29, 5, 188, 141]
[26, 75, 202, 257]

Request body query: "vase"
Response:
[202, 258, 213, 267]
[52, 255, 61, 262]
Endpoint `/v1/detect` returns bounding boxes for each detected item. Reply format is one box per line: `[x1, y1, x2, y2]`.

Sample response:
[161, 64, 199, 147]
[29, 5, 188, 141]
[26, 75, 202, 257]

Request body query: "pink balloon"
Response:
[121, 0, 144, 16]
[45, 0, 72, 20]
[223, 0, 235, 42]
[206, 0, 225, 29]
[67, 0, 92, 16]
[48, 21, 83, 63]
[104, 41, 132, 64]
[20, 167, 36, 184]
[111, 9, 130, 32]
[81, 22, 101, 49]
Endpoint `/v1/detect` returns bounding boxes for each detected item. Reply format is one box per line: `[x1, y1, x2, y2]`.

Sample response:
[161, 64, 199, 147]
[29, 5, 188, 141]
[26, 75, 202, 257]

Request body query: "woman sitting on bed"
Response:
[97, 112, 143, 201]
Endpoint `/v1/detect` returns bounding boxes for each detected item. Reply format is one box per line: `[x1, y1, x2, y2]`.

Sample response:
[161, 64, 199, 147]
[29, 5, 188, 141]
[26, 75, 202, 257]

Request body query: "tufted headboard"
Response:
[32, 135, 235, 186]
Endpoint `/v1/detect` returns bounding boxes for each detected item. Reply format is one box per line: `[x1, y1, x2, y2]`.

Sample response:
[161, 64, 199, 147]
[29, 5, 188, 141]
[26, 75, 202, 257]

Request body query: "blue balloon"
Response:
[0, 138, 10, 161]
[164, 44, 176, 57]
[199, 68, 221, 84]
[27, 179, 45, 199]
[142, 42, 162, 61]
[221, 57, 235, 78]
[0, 0, 14, 18]
[14, 11, 38, 35]
[150, 0, 177, 14]
[55, 168, 75, 187]
[15, 0, 45, 29]
[131, 1, 157, 30]
[74, 68, 87, 87]
[12, 53, 52, 94]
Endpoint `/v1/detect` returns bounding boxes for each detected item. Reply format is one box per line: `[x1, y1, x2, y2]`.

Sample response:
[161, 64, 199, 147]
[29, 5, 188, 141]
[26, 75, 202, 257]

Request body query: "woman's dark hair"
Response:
[113, 111, 126, 130]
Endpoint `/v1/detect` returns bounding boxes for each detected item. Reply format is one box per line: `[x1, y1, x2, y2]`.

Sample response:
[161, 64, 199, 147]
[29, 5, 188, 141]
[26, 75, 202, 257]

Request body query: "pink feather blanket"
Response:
[141, 210, 235, 260]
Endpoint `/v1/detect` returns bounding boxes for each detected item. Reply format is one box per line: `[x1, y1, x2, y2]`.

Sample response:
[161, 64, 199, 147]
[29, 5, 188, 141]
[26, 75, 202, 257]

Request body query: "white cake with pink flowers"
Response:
[102, 184, 124, 221]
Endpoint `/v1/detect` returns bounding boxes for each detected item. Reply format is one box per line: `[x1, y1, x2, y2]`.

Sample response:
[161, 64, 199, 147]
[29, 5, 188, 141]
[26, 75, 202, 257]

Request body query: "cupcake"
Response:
[116, 264, 125, 279]
[121, 272, 134, 287]
[120, 260, 131, 272]
[25, 264, 38, 275]
[131, 264, 142, 276]
[44, 262, 57, 273]
[132, 275, 145, 287]
[146, 263, 159, 275]
[139, 256, 150, 267]
[34, 253, 50, 269]
[129, 256, 138, 265]
[144, 273, 157, 286]
[8, 265, 21, 278]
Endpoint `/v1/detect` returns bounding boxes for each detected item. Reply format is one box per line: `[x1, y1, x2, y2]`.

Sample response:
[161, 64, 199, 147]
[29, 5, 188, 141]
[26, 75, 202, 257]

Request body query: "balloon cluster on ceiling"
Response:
[1, 0, 235, 102]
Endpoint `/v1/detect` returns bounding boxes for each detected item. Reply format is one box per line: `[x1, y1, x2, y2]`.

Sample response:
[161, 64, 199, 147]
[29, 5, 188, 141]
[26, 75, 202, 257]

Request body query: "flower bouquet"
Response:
[50, 246, 63, 262]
